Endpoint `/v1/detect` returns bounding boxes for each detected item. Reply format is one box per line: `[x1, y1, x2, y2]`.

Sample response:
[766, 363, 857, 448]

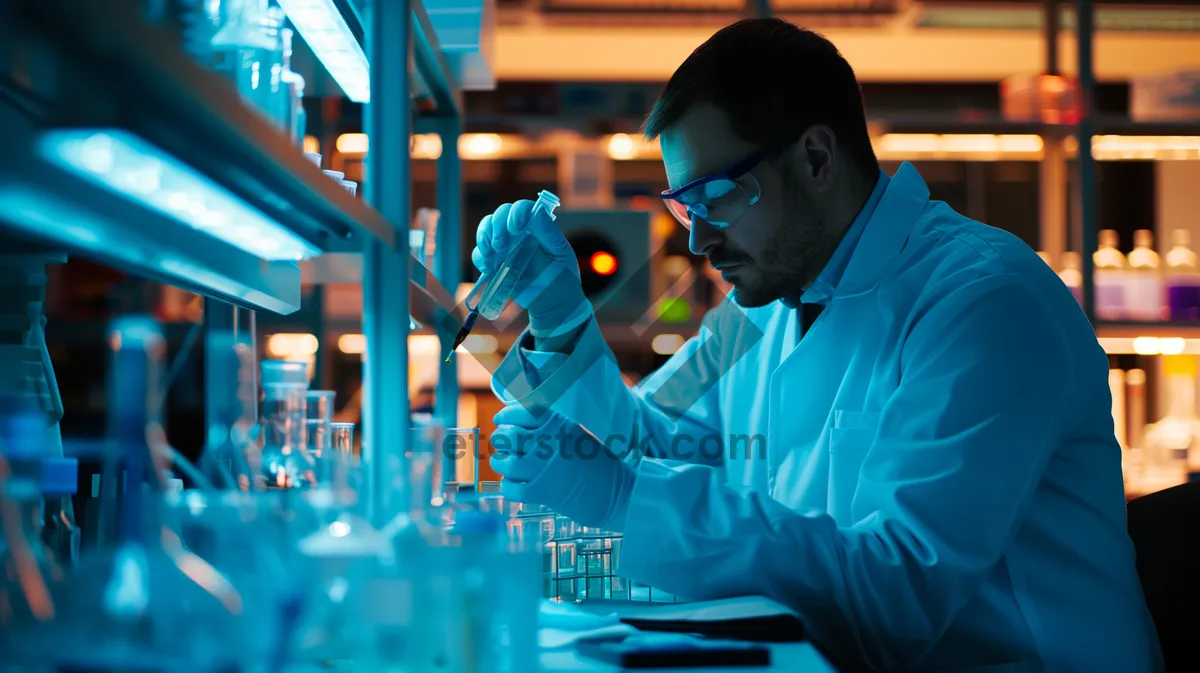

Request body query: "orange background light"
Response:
[590, 251, 618, 275]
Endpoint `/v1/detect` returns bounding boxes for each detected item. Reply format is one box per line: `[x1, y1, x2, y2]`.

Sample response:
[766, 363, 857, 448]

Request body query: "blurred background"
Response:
[11, 0, 1200, 495]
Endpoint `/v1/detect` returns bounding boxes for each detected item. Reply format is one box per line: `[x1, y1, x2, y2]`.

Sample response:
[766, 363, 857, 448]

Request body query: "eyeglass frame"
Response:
[659, 138, 799, 229]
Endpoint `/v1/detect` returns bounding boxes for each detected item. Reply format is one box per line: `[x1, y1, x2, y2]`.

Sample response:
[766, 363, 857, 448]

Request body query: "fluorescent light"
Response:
[336, 133, 368, 154]
[267, 333, 319, 358]
[1090, 135, 1200, 160]
[876, 134, 1044, 160]
[276, 0, 370, 103]
[338, 333, 366, 355]
[608, 133, 637, 160]
[461, 133, 503, 159]
[38, 129, 320, 262]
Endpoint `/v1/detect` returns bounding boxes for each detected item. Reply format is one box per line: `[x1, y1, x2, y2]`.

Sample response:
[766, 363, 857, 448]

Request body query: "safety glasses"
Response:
[660, 144, 779, 230]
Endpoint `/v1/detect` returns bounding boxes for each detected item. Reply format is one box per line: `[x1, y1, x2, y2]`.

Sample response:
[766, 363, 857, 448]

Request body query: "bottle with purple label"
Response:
[1058, 251, 1083, 306]
[1165, 229, 1200, 321]
[1093, 230, 1129, 320]
[1127, 229, 1164, 321]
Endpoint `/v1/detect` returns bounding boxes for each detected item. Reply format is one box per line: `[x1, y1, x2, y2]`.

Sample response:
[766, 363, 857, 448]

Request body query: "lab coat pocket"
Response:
[827, 412, 879, 524]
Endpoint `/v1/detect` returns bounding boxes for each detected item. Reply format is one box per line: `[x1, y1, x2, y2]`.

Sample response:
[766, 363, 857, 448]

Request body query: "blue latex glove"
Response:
[471, 200, 593, 338]
[488, 404, 635, 530]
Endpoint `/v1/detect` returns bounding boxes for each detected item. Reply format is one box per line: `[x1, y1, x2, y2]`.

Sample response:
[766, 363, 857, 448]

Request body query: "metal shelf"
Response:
[1, 0, 466, 319]
[1095, 322, 1200, 339]
[412, 0, 464, 117]
[875, 114, 1200, 137]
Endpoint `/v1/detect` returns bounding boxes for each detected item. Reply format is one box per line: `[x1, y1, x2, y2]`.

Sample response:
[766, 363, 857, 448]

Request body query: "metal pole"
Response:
[1039, 0, 1067, 266]
[1075, 0, 1097, 324]
[363, 0, 413, 526]
[1044, 0, 1059, 76]
[435, 116, 462, 434]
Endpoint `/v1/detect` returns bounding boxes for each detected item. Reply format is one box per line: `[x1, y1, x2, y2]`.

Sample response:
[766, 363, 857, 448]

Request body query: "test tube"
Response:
[306, 391, 335, 452]
[331, 422, 355, 456]
[329, 422, 359, 495]
[306, 391, 336, 486]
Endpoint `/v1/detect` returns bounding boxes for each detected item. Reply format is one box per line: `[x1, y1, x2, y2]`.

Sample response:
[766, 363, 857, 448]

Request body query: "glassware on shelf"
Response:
[1093, 229, 1130, 320]
[260, 381, 311, 489]
[1139, 355, 1199, 492]
[1165, 229, 1200, 320]
[331, 422, 355, 456]
[202, 330, 258, 489]
[0, 397, 73, 666]
[442, 426, 480, 487]
[1127, 229, 1164, 321]
[306, 390, 335, 483]
[1058, 251, 1083, 306]
[49, 316, 247, 672]
[393, 419, 448, 535]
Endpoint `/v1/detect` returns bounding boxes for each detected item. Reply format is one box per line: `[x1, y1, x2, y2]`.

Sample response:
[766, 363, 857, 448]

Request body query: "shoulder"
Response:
[894, 204, 1067, 313]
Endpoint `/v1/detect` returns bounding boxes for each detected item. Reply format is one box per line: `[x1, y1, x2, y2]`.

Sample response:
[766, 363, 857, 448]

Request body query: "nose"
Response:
[688, 216, 723, 257]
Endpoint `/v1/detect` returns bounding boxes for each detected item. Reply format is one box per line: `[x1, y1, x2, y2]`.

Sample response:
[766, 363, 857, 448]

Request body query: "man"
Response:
[476, 18, 1163, 672]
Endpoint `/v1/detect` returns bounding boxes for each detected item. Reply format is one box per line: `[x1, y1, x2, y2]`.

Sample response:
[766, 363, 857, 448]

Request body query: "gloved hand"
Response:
[488, 404, 635, 530]
[471, 200, 593, 339]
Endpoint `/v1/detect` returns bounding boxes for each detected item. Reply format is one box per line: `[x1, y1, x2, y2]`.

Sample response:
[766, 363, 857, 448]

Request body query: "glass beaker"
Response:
[446, 427, 480, 487]
[261, 359, 308, 386]
[260, 382, 310, 488]
[409, 423, 446, 520]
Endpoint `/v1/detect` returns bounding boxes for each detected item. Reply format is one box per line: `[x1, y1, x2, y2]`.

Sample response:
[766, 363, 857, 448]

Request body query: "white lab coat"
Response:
[492, 163, 1163, 672]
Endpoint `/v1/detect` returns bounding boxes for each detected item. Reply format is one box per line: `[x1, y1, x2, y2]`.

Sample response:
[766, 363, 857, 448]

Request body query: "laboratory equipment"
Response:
[332, 422, 355, 456]
[1140, 355, 1200, 488]
[260, 381, 311, 488]
[446, 190, 562, 361]
[408, 419, 447, 523]
[195, 0, 292, 131]
[262, 359, 309, 385]
[0, 396, 76, 664]
[1127, 229, 1163, 321]
[1094, 230, 1129, 320]
[307, 390, 336, 485]
[1058, 251, 1083, 306]
[49, 316, 246, 672]
[201, 330, 258, 488]
[442, 426, 481, 487]
[1165, 229, 1200, 320]
[294, 482, 389, 664]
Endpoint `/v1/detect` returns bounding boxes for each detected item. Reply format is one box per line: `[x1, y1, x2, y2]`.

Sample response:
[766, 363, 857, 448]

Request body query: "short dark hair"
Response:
[643, 18, 878, 174]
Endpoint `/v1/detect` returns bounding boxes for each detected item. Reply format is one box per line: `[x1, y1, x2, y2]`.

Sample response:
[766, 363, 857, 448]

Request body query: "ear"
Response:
[796, 125, 838, 193]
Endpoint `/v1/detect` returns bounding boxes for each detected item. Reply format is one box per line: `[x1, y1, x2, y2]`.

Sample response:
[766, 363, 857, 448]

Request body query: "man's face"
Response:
[660, 103, 834, 308]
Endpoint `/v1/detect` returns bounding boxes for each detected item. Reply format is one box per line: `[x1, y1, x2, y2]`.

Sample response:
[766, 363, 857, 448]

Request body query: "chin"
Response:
[729, 283, 777, 309]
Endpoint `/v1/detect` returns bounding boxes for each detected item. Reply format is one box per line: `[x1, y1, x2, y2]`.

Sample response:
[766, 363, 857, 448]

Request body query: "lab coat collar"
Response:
[831, 162, 930, 298]
[801, 169, 889, 306]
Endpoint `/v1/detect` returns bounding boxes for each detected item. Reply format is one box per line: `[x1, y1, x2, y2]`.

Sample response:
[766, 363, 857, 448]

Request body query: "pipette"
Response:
[445, 190, 562, 362]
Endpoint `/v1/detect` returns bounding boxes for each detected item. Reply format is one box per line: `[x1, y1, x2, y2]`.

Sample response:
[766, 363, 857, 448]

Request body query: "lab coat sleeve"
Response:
[616, 274, 1075, 671]
[491, 310, 733, 467]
